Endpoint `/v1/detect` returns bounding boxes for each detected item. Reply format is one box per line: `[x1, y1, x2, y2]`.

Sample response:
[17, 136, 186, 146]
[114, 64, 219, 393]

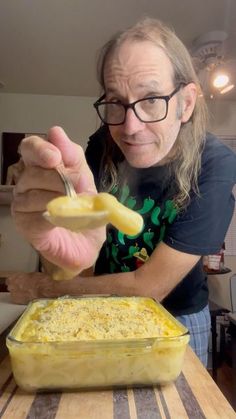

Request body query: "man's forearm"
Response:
[57, 270, 151, 299]
[40, 255, 141, 297]
[40, 242, 200, 302]
[58, 269, 171, 301]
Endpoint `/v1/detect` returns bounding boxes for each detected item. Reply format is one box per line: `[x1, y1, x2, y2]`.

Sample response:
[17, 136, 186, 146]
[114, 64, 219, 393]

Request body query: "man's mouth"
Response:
[122, 140, 153, 146]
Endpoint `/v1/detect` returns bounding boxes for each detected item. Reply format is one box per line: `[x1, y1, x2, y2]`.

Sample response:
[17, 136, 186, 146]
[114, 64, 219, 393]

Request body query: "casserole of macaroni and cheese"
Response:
[7, 296, 189, 392]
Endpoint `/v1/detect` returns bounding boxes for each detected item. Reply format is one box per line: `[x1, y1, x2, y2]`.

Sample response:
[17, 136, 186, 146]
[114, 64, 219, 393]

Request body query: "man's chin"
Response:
[125, 155, 161, 168]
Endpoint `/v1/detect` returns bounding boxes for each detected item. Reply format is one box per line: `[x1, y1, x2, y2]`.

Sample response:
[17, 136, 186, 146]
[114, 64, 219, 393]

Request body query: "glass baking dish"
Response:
[6, 296, 189, 392]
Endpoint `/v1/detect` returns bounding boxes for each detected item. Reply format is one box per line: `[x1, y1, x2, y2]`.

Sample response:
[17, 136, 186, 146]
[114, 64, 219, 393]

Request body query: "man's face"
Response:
[104, 40, 184, 168]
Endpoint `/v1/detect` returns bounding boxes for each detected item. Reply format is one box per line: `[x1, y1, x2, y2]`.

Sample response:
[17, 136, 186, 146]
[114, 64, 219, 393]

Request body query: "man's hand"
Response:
[12, 126, 106, 274]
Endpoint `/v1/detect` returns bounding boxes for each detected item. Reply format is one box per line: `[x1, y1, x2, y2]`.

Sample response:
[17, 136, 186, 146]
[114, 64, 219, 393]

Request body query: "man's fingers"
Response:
[12, 189, 62, 212]
[47, 126, 86, 168]
[19, 126, 84, 169]
[47, 127, 97, 194]
[20, 136, 62, 168]
[19, 127, 95, 194]
[14, 166, 66, 195]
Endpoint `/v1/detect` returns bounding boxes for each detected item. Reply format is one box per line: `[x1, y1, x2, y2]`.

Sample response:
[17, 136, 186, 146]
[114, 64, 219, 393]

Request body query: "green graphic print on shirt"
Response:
[103, 183, 178, 273]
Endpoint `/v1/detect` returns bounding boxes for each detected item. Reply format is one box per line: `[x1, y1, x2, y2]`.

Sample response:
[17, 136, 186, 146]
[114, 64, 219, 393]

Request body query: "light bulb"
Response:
[213, 74, 229, 88]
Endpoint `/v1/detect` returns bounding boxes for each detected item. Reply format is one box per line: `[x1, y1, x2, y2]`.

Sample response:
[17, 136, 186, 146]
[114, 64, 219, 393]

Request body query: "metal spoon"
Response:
[43, 165, 109, 231]
[55, 164, 77, 199]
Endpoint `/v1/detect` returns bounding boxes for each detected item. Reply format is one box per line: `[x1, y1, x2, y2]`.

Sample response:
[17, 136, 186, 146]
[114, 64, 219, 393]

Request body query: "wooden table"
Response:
[0, 345, 235, 419]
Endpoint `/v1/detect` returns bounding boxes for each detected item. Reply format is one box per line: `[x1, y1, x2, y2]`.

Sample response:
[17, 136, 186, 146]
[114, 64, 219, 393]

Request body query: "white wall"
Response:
[0, 92, 99, 273]
[207, 99, 236, 136]
[0, 92, 99, 155]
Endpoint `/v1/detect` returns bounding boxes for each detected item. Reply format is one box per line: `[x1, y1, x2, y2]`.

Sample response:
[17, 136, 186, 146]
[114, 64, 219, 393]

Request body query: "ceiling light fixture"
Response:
[192, 30, 235, 97]
[219, 84, 235, 94]
[211, 64, 234, 94]
[213, 73, 229, 88]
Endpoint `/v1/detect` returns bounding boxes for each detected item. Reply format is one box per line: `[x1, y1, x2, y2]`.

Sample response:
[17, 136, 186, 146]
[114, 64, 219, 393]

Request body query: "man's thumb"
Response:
[47, 126, 83, 167]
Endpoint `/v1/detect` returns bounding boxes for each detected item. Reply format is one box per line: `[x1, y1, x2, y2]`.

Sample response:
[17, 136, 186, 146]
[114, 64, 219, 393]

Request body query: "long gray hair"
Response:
[96, 17, 208, 208]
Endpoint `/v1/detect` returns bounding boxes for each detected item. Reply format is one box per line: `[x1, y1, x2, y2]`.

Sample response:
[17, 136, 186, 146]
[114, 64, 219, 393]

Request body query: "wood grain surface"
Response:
[0, 347, 235, 419]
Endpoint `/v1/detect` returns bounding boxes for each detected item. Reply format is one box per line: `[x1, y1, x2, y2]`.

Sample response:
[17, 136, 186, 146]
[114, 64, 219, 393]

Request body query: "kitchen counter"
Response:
[0, 292, 26, 334]
[0, 343, 235, 418]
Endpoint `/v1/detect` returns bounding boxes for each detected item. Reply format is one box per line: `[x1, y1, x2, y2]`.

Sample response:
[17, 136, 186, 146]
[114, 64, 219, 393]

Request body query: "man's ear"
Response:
[180, 83, 197, 123]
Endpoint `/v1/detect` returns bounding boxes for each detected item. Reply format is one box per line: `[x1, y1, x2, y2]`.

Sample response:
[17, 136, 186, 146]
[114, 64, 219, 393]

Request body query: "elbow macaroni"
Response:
[45, 193, 143, 280]
[46, 192, 144, 235]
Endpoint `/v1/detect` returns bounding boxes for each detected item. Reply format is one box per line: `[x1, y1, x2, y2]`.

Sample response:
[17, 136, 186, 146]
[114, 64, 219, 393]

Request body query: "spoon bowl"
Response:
[43, 209, 109, 231]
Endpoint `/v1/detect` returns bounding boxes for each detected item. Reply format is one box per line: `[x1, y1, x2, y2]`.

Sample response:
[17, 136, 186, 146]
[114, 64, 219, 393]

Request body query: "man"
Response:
[7, 18, 236, 366]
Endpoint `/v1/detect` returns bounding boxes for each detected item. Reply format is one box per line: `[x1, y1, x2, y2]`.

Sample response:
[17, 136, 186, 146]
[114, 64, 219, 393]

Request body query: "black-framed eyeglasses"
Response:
[93, 84, 184, 126]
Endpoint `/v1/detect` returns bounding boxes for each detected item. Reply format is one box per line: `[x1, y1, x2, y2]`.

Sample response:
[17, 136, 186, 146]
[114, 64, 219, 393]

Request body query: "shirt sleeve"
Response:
[163, 137, 236, 255]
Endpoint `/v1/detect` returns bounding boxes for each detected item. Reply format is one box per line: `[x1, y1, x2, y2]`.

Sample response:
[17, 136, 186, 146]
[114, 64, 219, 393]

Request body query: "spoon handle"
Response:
[56, 164, 77, 198]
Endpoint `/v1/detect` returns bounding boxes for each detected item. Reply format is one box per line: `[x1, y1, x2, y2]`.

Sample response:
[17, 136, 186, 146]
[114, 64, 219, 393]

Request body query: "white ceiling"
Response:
[0, 0, 236, 99]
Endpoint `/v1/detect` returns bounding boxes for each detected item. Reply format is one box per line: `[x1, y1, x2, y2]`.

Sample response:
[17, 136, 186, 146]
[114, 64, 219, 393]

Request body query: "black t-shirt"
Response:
[86, 128, 236, 316]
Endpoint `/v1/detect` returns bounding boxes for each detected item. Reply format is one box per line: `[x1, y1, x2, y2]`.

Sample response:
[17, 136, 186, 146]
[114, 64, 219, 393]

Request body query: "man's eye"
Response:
[107, 97, 121, 104]
[146, 97, 158, 104]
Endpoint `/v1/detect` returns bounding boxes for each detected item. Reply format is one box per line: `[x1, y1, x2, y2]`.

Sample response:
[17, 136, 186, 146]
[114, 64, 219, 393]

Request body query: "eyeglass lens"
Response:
[98, 97, 167, 124]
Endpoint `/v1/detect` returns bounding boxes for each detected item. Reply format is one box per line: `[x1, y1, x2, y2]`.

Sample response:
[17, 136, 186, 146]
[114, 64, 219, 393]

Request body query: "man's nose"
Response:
[122, 108, 145, 135]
